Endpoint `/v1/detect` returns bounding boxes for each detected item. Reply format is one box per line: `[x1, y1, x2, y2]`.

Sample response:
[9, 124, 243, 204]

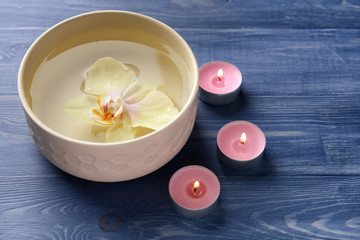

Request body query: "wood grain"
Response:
[1, 0, 360, 239]
[1, 0, 360, 29]
[1, 176, 360, 239]
[187, 28, 360, 96]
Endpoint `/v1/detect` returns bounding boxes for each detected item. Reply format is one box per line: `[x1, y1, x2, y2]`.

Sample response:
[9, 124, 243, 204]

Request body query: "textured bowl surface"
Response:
[18, 11, 198, 182]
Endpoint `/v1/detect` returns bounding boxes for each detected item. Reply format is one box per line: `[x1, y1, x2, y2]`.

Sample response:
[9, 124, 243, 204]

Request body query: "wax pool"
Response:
[199, 61, 242, 105]
[169, 165, 220, 218]
[217, 121, 266, 169]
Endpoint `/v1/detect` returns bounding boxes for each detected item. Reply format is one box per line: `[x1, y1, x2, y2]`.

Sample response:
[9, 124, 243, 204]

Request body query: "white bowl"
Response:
[18, 11, 198, 182]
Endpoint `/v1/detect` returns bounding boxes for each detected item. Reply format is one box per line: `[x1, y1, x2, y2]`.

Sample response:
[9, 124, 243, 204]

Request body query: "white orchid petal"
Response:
[126, 90, 179, 130]
[123, 82, 157, 104]
[84, 57, 137, 96]
[105, 121, 138, 143]
[64, 95, 104, 126]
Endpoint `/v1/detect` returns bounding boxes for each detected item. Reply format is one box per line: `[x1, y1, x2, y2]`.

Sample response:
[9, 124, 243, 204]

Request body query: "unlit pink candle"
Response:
[217, 121, 266, 169]
[199, 61, 242, 105]
[169, 165, 220, 218]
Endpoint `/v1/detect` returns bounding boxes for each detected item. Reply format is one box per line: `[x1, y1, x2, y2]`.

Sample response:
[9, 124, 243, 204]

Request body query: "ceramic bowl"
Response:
[18, 11, 198, 182]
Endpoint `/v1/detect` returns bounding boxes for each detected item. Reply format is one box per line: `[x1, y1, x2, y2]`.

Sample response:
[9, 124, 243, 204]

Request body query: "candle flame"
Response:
[217, 68, 223, 80]
[193, 181, 200, 190]
[240, 132, 246, 145]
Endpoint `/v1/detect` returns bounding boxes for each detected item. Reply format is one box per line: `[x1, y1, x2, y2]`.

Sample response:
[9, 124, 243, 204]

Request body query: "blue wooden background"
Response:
[1, 0, 360, 239]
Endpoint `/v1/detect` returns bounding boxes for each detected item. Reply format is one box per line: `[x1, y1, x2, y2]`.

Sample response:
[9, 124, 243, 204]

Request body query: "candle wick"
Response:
[241, 141, 245, 145]
[194, 188, 197, 193]
[218, 77, 221, 82]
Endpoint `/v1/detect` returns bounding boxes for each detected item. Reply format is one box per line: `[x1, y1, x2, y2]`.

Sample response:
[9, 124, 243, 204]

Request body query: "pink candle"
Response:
[217, 121, 266, 169]
[169, 165, 220, 218]
[199, 61, 242, 105]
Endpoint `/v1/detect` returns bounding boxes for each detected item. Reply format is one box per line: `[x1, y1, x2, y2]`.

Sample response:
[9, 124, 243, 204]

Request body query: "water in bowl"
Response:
[30, 28, 189, 143]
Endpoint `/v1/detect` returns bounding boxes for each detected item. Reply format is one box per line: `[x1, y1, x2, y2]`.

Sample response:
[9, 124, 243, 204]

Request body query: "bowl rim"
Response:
[18, 10, 199, 146]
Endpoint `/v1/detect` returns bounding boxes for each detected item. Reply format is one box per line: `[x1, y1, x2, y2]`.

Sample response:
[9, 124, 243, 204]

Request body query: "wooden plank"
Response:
[159, 95, 360, 176]
[0, 28, 45, 95]
[1, 0, 360, 29]
[2, 28, 360, 96]
[188, 28, 360, 96]
[2, 95, 359, 177]
[1, 175, 360, 239]
[2, 1, 360, 239]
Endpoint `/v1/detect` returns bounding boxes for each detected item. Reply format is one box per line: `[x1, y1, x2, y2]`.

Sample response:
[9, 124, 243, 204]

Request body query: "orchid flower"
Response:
[64, 57, 179, 142]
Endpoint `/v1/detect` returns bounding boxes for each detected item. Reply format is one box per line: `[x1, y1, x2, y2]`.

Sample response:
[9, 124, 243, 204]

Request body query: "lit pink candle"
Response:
[217, 121, 266, 169]
[169, 165, 220, 218]
[199, 61, 242, 105]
